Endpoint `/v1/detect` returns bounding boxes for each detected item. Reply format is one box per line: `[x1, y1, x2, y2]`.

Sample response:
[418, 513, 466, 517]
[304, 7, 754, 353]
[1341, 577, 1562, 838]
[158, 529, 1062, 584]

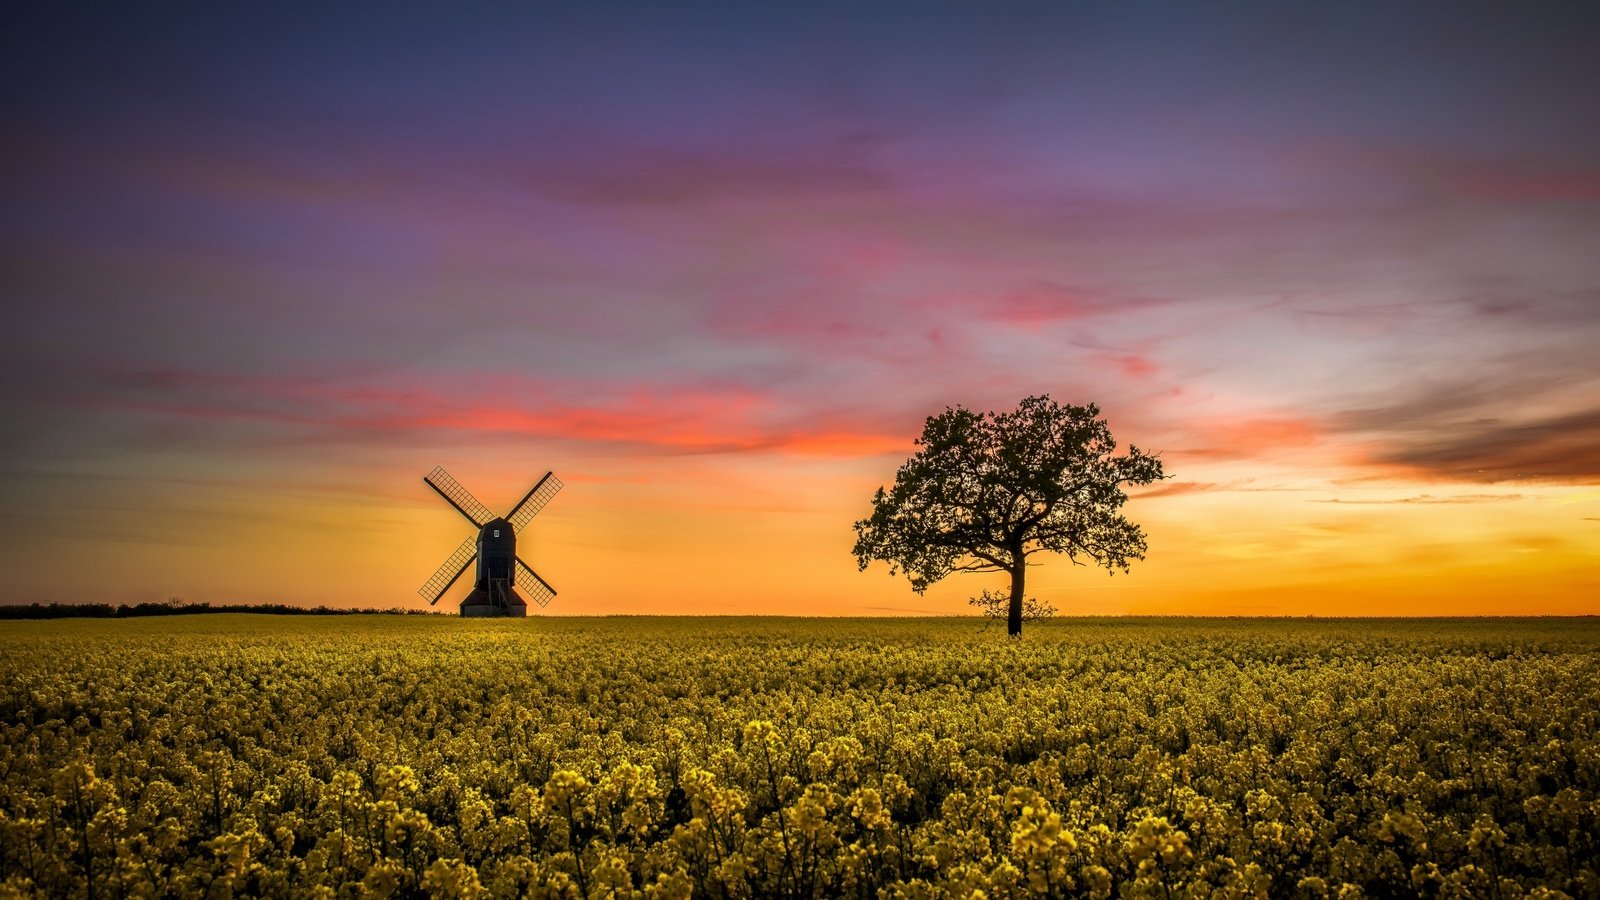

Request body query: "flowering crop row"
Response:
[1, 616, 1596, 898]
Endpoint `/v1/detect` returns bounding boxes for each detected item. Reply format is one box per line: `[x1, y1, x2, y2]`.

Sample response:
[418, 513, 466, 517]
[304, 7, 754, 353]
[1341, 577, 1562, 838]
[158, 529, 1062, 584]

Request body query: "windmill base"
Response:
[460, 585, 528, 617]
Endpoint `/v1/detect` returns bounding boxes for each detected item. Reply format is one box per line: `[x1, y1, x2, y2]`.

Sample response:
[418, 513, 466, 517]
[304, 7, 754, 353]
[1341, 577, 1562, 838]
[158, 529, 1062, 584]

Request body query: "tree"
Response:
[852, 396, 1165, 637]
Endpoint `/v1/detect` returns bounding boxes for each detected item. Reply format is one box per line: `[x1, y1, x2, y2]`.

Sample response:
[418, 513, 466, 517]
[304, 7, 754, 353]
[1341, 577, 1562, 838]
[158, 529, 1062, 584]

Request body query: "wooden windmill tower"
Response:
[418, 466, 562, 616]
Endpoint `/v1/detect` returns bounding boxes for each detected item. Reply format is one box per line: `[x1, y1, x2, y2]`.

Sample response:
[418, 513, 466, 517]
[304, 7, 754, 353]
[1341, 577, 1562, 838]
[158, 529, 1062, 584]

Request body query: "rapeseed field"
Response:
[1, 616, 1595, 898]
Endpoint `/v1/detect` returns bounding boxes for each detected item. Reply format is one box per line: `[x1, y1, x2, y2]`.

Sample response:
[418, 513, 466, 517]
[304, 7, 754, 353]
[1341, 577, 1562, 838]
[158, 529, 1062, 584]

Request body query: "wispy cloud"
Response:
[1424, 160, 1600, 205]
[1132, 481, 1221, 499]
[1298, 139, 1600, 207]
[1167, 415, 1324, 460]
[527, 140, 899, 208]
[82, 366, 914, 457]
[979, 279, 1143, 327]
[1370, 409, 1600, 483]
[1313, 494, 1526, 505]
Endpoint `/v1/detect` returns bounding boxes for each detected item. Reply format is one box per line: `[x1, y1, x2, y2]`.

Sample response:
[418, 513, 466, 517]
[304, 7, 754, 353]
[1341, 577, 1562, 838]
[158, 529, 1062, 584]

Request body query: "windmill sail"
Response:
[515, 557, 556, 607]
[424, 466, 495, 527]
[508, 472, 563, 533]
[419, 535, 477, 604]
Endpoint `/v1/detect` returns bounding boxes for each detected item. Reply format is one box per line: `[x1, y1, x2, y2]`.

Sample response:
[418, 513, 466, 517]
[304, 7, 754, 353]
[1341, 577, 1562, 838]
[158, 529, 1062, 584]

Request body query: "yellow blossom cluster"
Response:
[0, 615, 1596, 897]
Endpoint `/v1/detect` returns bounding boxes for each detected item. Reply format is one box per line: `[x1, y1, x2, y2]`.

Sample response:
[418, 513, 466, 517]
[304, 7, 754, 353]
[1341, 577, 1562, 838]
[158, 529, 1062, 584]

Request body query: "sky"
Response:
[2, 2, 1598, 616]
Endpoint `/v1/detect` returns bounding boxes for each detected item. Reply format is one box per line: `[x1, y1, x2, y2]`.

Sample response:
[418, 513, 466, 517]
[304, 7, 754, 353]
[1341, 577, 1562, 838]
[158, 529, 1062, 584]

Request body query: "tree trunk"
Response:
[1007, 563, 1025, 637]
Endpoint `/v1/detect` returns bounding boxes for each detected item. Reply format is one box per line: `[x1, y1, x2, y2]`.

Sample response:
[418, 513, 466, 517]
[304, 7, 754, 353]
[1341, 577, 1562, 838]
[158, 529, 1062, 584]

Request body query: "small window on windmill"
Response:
[493, 529, 500, 538]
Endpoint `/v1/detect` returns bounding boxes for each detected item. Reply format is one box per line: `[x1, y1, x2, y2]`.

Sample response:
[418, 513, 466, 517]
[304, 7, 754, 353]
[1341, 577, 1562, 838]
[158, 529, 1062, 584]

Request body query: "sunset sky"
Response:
[3, 3, 1597, 615]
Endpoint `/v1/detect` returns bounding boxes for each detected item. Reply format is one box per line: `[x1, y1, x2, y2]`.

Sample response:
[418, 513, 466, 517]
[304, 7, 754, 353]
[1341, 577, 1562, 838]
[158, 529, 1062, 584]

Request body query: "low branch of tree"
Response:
[968, 589, 1056, 625]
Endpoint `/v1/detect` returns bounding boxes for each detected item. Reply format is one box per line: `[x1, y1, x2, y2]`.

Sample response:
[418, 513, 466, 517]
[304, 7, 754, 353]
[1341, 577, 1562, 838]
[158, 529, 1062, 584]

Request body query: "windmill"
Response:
[418, 466, 563, 617]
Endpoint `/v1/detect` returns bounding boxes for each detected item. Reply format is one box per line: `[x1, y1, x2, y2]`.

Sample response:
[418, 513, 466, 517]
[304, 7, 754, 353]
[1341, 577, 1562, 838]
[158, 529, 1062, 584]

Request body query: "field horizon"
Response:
[7, 608, 1600, 623]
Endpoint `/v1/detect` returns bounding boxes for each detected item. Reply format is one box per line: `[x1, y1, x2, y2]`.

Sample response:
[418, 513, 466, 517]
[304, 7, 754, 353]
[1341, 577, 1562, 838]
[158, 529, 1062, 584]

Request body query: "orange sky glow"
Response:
[6, 400, 1596, 615]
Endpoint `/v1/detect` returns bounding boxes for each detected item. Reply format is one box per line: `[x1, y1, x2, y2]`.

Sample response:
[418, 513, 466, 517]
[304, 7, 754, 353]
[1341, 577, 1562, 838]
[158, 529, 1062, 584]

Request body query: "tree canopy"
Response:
[852, 395, 1165, 636]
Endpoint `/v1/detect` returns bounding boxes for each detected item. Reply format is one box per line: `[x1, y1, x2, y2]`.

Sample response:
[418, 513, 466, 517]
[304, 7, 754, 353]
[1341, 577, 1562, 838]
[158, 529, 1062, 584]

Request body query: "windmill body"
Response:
[463, 516, 523, 617]
[419, 468, 562, 617]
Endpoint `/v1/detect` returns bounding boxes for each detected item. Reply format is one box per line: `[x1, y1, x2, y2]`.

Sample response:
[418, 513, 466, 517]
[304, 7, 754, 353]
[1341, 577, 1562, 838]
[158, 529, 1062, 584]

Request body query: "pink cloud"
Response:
[1290, 140, 1600, 206]
[97, 367, 911, 457]
[983, 280, 1113, 327]
[705, 275, 1146, 363]
[1106, 353, 1159, 379]
[1129, 480, 1222, 499]
[1168, 414, 1326, 460]
[1438, 164, 1600, 204]
[533, 143, 897, 208]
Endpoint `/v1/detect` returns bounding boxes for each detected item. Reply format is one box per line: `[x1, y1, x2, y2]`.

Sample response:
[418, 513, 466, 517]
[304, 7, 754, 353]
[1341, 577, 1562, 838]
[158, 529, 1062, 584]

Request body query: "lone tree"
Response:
[852, 396, 1164, 637]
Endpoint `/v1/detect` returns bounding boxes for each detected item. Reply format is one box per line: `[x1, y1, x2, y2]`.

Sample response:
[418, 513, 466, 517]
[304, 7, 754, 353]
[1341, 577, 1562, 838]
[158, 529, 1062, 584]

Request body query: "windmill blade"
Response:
[418, 536, 477, 605]
[515, 557, 557, 607]
[424, 466, 494, 527]
[507, 471, 563, 533]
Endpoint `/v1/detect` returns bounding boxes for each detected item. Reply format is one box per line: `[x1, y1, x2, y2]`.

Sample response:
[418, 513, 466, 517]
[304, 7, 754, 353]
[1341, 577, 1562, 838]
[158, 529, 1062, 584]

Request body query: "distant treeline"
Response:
[0, 601, 436, 620]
